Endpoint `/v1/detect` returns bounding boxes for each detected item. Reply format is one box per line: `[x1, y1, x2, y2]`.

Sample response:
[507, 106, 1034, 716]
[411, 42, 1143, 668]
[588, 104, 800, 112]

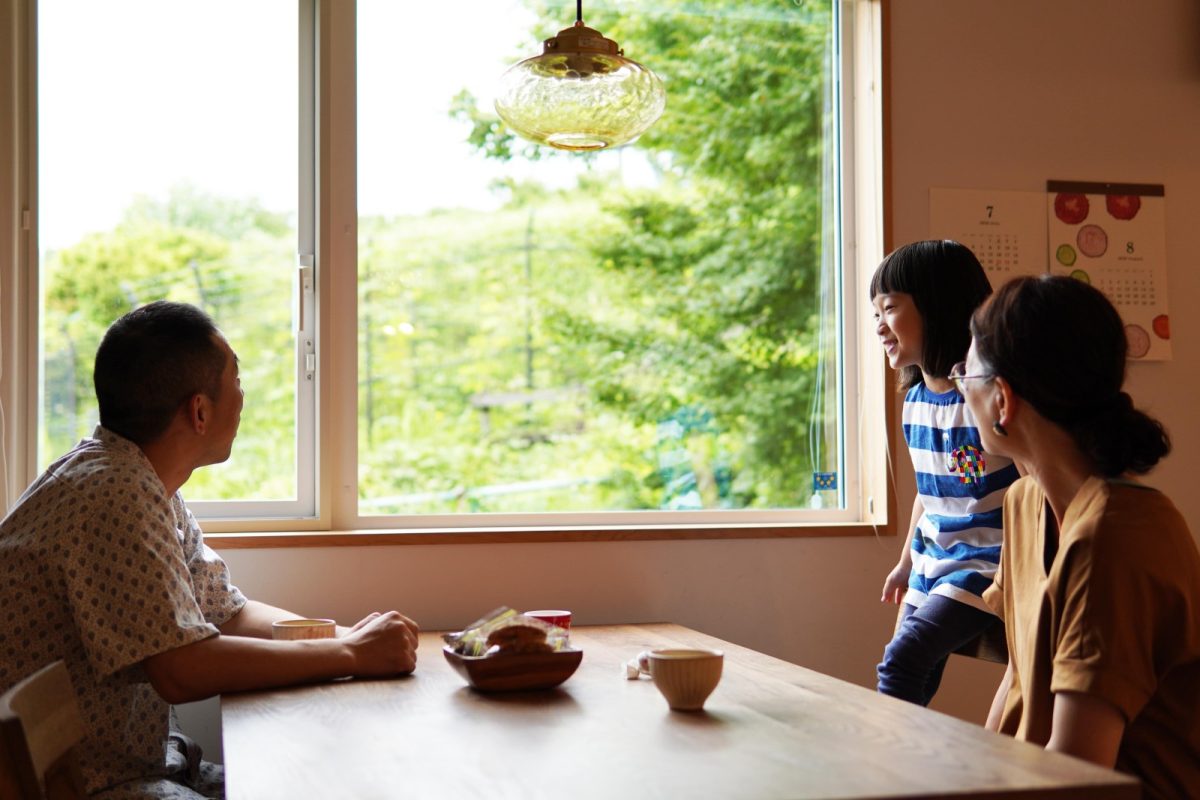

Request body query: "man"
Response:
[0, 301, 419, 798]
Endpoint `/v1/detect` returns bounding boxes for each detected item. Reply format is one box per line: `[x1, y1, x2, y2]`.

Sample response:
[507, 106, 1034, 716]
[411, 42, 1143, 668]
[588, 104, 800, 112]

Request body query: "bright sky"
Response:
[38, 1, 656, 251]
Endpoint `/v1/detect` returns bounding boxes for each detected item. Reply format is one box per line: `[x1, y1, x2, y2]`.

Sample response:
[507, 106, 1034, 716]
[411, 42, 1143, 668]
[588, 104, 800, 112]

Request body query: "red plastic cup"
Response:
[524, 609, 572, 630]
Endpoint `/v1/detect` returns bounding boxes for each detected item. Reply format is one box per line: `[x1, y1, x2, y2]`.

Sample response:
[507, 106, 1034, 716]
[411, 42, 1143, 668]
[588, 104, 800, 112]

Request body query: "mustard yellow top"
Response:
[984, 475, 1200, 799]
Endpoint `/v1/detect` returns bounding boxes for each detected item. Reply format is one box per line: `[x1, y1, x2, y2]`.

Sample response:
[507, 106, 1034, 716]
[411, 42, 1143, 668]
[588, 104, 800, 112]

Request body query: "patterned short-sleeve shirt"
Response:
[0, 426, 246, 796]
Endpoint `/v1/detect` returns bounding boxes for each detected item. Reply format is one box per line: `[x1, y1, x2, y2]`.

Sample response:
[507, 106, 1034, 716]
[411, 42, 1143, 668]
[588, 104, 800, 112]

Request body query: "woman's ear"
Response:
[992, 376, 1016, 429]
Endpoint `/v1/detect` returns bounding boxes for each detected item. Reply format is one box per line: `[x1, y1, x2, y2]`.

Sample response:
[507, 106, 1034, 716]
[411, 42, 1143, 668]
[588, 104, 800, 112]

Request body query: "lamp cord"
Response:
[577, 0, 583, 24]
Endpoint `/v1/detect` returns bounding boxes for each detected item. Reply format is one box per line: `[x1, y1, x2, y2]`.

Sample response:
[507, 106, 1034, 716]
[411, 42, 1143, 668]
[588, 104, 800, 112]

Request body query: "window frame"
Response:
[1, 0, 39, 514]
[6, 0, 321, 521]
[0, 0, 894, 544]
[187, 0, 320, 522]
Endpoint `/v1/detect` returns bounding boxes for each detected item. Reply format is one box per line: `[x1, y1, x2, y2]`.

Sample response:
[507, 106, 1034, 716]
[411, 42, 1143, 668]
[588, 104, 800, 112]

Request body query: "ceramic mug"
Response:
[523, 609, 572, 630]
[272, 618, 337, 640]
[648, 648, 724, 711]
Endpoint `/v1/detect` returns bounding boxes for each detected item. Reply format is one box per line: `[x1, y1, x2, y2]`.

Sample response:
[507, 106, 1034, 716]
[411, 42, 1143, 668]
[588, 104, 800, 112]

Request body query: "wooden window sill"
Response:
[205, 522, 892, 549]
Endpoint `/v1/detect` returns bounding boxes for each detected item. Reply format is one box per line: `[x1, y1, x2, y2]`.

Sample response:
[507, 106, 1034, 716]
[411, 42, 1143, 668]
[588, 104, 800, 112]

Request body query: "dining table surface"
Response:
[220, 622, 1140, 800]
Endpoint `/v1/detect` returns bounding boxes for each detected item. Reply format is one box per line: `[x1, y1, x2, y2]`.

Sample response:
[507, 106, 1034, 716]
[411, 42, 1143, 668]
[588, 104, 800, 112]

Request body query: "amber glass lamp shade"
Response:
[495, 21, 666, 151]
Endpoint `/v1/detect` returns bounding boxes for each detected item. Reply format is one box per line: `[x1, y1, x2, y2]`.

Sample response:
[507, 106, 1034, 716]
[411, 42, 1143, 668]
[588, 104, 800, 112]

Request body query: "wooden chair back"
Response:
[0, 661, 88, 800]
[955, 617, 1008, 664]
[893, 606, 1008, 665]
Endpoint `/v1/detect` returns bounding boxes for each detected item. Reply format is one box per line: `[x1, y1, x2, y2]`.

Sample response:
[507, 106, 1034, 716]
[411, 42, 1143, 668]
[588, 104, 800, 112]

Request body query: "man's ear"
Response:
[187, 393, 210, 434]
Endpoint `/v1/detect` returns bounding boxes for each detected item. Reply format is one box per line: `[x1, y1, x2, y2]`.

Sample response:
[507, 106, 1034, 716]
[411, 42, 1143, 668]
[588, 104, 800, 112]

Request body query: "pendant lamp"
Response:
[495, 0, 666, 151]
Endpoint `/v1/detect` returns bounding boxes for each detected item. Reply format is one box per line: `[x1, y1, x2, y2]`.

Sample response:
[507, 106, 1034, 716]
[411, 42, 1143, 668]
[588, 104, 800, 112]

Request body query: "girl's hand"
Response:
[880, 561, 909, 604]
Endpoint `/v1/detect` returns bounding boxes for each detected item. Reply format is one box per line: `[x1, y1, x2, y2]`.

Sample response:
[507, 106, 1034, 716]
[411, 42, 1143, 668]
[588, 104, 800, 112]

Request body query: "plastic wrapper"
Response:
[443, 606, 572, 657]
[624, 650, 652, 679]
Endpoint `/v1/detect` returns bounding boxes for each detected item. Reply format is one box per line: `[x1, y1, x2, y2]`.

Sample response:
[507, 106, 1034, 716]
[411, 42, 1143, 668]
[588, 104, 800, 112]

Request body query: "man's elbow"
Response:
[148, 676, 203, 705]
[142, 642, 216, 704]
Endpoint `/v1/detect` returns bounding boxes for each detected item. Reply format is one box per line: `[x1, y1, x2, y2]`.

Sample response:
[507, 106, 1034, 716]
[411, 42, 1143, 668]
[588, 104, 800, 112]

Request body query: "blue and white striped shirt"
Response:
[902, 382, 1018, 613]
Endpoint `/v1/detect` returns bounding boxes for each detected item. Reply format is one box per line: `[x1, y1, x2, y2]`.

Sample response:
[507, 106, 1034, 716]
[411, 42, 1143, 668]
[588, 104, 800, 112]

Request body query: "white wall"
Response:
[888, 0, 1200, 528]
[185, 0, 1200, 761]
[883, 0, 1200, 720]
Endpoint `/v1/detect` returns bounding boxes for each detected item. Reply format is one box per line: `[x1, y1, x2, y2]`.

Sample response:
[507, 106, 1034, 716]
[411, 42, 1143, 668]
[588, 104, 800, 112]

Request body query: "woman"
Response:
[955, 275, 1200, 798]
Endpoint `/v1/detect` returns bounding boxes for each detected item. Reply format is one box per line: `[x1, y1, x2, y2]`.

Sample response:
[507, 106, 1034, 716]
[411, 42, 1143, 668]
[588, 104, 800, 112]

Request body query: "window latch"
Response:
[296, 254, 316, 381]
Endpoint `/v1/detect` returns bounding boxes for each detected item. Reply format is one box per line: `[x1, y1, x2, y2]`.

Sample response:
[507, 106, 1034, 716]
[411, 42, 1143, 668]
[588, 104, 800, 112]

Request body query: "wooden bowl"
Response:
[442, 645, 583, 692]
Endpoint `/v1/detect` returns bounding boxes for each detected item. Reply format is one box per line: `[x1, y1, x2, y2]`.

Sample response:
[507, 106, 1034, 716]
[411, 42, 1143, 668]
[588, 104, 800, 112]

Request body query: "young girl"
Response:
[870, 240, 1019, 705]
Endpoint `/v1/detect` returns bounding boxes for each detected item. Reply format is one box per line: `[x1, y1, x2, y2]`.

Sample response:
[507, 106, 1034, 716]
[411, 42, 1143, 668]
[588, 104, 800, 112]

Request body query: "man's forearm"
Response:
[144, 633, 356, 704]
[146, 609, 419, 703]
[218, 598, 305, 638]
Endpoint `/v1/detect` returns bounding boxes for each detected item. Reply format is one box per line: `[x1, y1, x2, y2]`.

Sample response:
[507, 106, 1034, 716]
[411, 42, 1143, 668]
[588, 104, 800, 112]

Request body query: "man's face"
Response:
[206, 335, 244, 465]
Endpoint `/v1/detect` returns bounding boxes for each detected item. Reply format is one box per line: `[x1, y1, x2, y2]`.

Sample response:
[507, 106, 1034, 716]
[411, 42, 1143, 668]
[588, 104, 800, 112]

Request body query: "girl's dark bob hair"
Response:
[870, 240, 993, 389]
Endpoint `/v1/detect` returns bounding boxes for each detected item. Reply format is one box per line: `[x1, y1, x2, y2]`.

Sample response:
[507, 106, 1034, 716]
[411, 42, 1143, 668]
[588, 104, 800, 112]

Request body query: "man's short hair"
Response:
[93, 301, 227, 447]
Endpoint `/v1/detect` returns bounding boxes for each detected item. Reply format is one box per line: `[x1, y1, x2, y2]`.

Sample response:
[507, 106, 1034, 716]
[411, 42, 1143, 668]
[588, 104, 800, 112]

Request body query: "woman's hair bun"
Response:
[1070, 393, 1170, 476]
[971, 277, 1171, 476]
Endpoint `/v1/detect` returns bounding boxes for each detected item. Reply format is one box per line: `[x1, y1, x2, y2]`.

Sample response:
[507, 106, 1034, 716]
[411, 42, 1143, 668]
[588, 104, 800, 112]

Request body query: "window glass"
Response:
[357, 1, 844, 518]
[37, 0, 301, 502]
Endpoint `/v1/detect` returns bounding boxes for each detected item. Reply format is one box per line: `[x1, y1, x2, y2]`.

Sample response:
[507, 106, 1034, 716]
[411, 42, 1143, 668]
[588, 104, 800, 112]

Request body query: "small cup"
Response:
[648, 648, 724, 711]
[523, 609, 572, 630]
[271, 618, 336, 640]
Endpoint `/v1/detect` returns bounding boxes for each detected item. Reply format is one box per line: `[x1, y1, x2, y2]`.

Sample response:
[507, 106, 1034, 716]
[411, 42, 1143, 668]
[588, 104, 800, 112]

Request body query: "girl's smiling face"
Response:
[872, 291, 923, 370]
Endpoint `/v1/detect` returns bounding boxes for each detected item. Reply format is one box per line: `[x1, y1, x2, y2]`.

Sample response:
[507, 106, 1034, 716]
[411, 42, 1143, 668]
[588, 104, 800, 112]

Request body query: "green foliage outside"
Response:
[365, 0, 841, 513]
[39, 0, 842, 514]
[41, 188, 297, 500]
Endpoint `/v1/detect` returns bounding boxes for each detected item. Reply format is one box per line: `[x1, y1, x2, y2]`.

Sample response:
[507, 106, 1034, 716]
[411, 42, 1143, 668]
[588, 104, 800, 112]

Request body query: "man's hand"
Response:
[341, 611, 420, 676]
[338, 611, 383, 637]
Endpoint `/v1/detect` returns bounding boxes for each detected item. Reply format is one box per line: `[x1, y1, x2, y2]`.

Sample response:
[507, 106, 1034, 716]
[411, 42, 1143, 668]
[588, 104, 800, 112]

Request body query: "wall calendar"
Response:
[1046, 180, 1169, 361]
[929, 188, 1048, 284]
[929, 183, 1170, 361]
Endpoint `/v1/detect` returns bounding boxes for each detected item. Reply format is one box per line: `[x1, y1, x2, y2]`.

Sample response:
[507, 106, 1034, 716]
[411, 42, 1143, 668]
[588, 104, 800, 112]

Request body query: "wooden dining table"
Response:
[221, 623, 1140, 799]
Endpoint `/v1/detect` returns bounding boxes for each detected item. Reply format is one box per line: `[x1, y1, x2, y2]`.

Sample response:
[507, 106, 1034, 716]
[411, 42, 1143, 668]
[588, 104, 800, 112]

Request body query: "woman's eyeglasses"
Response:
[949, 361, 993, 394]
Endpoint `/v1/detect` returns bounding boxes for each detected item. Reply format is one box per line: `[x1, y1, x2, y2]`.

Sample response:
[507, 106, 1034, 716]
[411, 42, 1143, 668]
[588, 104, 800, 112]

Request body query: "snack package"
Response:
[624, 650, 652, 679]
[443, 606, 571, 657]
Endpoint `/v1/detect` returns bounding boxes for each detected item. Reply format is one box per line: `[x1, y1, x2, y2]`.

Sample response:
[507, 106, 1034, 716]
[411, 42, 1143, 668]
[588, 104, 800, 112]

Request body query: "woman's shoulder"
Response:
[1003, 475, 1043, 513]
[1077, 476, 1179, 517]
[1065, 477, 1195, 559]
[1101, 478, 1189, 531]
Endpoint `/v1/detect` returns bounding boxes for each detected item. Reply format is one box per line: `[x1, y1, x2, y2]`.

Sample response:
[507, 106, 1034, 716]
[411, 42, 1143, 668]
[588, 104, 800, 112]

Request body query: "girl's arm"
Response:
[985, 660, 1012, 731]
[881, 496, 923, 604]
[1046, 691, 1125, 767]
